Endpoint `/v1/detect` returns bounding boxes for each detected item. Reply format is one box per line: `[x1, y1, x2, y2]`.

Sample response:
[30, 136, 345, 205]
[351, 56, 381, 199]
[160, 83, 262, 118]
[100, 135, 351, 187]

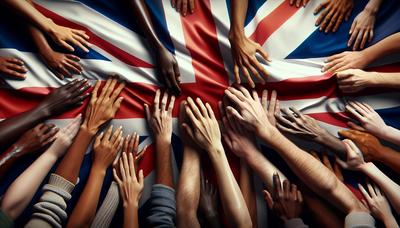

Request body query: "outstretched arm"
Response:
[129, 1, 181, 94]
[184, 97, 252, 228]
[239, 160, 257, 228]
[67, 125, 122, 228]
[1, 117, 80, 219]
[0, 79, 89, 150]
[176, 102, 201, 228]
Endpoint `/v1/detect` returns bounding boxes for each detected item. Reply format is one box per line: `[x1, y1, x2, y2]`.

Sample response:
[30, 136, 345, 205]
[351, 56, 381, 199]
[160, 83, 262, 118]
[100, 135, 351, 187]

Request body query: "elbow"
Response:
[1, 199, 20, 220]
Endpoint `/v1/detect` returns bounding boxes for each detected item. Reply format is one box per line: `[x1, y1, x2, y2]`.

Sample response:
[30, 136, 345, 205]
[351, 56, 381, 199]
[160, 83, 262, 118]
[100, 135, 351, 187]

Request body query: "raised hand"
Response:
[348, 10, 376, 50]
[82, 77, 125, 134]
[263, 173, 303, 221]
[46, 20, 91, 53]
[336, 139, 365, 170]
[117, 132, 147, 173]
[0, 57, 27, 79]
[322, 51, 368, 73]
[358, 183, 398, 227]
[156, 48, 181, 95]
[113, 152, 144, 208]
[338, 129, 384, 162]
[144, 89, 175, 142]
[289, 0, 310, 8]
[93, 125, 123, 170]
[183, 97, 222, 152]
[171, 0, 195, 16]
[224, 86, 276, 139]
[336, 69, 377, 93]
[314, 0, 354, 33]
[37, 78, 90, 116]
[179, 101, 198, 149]
[41, 51, 82, 80]
[199, 172, 220, 223]
[345, 101, 386, 136]
[48, 115, 81, 157]
[229, 36, 269, 88]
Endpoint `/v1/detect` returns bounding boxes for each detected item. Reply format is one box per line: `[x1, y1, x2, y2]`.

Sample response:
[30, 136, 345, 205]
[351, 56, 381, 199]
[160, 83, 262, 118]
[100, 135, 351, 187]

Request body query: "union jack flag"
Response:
[0, 0, 399, 226]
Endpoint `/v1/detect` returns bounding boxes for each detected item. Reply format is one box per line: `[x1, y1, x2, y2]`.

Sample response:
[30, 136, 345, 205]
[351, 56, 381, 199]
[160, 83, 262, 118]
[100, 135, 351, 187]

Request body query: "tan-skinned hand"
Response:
[0, 57, 27, 79]
[314, 0, 354, 33]
[93, 125, 123, 170]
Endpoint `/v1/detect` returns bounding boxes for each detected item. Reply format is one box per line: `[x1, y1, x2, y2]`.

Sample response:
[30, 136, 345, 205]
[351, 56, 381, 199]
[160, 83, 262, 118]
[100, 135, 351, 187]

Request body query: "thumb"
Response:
[263, 190, 274, 209]
[182, 123, 195, 141]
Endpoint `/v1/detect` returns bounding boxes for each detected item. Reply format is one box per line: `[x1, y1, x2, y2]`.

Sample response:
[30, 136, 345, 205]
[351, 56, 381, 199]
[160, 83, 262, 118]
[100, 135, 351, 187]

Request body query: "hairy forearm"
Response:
[362, 33, 400, 65]
[129, 0, 163, 49]
[260, 130, 362, 213]
[177, 146, 200, 228]
[155, 138, 174, 188]
[123, 204, 139, 228]
[1, 151, 58, 219]
[0, 108, 48, 150]
[229, 0, 248, 37]
[209, 147, 252, 228]
[239, 160, 257, 228]
[55, 127, 95, 183]
[67, 165, 106, 228]
[360, 162, 400, 214]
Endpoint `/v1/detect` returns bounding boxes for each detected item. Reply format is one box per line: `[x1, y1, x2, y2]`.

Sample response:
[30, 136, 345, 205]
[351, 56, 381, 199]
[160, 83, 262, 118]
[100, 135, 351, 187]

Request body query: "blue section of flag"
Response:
[226, 0, 267, 25]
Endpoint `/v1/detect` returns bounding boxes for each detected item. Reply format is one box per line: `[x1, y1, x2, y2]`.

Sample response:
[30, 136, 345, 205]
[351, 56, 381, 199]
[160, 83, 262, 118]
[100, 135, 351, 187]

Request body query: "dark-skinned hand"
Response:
[41, 51, 82, 80]
[348, 9, 376, 50]
[289, 0, 310, 8]
[156, 47, 181, 95]
[14, 123, 59, 156]
[37, 78, 90, 116]
[314, 0, 354, 33]
[171, 0, 195, 16]
[0, 57, 27, 80]
[263, 173, 303, 221]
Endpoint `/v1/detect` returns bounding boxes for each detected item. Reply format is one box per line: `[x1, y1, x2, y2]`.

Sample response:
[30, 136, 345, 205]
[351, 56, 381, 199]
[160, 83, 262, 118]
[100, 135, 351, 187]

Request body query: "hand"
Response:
[228, 35, 269, 88]
[263, 173, 303, 220]
[345, 101, 387, 136]
[0, 57, 27, 79]
[338, 129, 384, 162]
[322, 51, 368, 73]
[82, 77, 125, 134]
[113, 152, 144, 208]
[336, 69, 377, 93]
[224, 86, 276, 139]
[41, 51, 82, 80]
[48, 114, 81, 157]
[13, 123, 59, 156]
[359, 183, 395, 223]
[348, 10, 376, 50]
[155, 47, 181, 95]
[37, 78, 90, 116]
[289, 0, 310, 8]
[118, 133, 147, 171]
[47, 20, 90, 53]
[311, 152, 344, 181]
[179, 101, 198, 149]
[314, 0, 354, 33]
[336, 139, 365, 170]
[171, 0, 195, 16]
[199, 172, 219, 218]
[183, 97, 222, 152]
[144, 89, 175, 142]
[262, 90, 280, 127]
[276, 107, 328, 142]
[93, 125, 123, 170]
[221, 101, 258, 159]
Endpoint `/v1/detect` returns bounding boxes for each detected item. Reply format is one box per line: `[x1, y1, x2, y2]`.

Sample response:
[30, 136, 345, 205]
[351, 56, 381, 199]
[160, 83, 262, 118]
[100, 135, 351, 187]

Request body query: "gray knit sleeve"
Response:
[25, 174, 75, 228]
[91, 181, 120, 228]
[284, 218, 309, 228]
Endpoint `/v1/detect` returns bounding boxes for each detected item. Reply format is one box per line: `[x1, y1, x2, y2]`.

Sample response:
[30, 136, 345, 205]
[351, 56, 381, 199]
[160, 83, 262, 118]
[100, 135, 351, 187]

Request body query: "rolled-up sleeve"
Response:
[146, 184, 176, 228]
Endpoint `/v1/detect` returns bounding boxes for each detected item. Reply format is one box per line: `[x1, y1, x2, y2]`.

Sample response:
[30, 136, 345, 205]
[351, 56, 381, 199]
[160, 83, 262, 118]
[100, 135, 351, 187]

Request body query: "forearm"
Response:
[29, 25, 53, 56]
[155, 138, 174, 188]
[373, 146, 400, 174]
[209, 147, 252, 228]
[383, 216, 398, 228]
[55, 127, 95, 183]
[177, 146, 200, 228]
[364, 0, 383, 15]
[229, 0, 248, 38]
[260, 130, 362, 213]
[316, 133, 347, 160]
[370, 72, 400, 89]
[0, 108, 48, 150]
[362, 33, 400, 65]
[67, 165, 106, 228]
[239, 160, 257, 228]
[129, 0, 163, 49]
[123, 204, 139, 228]
[0, 146, 24, 178]
[378, 125, 400, 145]
[360, 162, 400, 214]
[1, 151, 58, 219]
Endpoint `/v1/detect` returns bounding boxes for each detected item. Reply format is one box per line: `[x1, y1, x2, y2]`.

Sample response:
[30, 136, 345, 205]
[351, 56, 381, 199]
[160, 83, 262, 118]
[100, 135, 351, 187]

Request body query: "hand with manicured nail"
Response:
[171, 0, 195, 16]
[144, 89, 175, 143]
[82, 77, 125, 134]
[0, 57, 27, 79]
[314, 0, 354, 34]
[93, 125, 124, 170]
[289, 0, 310, 8]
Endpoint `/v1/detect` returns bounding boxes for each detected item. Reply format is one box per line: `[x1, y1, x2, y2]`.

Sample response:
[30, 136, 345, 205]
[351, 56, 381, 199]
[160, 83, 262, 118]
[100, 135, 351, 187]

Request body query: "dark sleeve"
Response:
[146, 184, 176, 228]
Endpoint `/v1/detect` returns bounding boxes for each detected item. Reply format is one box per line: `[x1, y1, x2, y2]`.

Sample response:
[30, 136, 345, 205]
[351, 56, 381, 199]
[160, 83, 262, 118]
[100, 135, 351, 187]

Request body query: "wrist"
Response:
[359, 162, 375, 173]
[80, 124, 98, 136]
[124, 200, 139, 210]
[228, 28, 245, 42]
[91, 162, 107, 175]
[155, 136, 171, 145]
[208, 144, 226, 160]
[258, 127, 281, 145]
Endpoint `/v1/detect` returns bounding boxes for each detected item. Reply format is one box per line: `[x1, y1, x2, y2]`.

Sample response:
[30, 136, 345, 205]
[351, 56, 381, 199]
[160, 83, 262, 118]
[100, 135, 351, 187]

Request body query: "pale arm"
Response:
[362, 32, 400, 66]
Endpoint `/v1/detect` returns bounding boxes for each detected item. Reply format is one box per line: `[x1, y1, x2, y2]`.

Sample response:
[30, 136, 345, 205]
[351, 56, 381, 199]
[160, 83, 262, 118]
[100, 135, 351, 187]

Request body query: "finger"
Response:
[66, 54, 80, 62]
[345, 105, 364, 121]
[122, 152, 130, 177]
[72, 29, 90, 40]
[112, 168, 122, 185]
[181, 0, 187, 16]
[123, 134, 131, 153]
[128, 153, 137, 181]
[6, 63, 28, 73]
[324, 10, 339, 33]
[263, 190, 274, 209]
[205, 103, 215, 120]
[131, 133, 139, 154]
[167, 95, 176, 114]
[358, 184, 373, 204]
[241, 65, 255, 88]
[119, 157, 127, 181]
[367, 183, 376, 197]
[348, 28, 360, 48]
[94, 131, 104, 147]
[273, 173, 282, 200]
[111, 126, 123, 145]
[224, 89, 244, 106]
[7, 58, 24, 66]
[91, 80, 101, 101]
[109, 81, 125, 102]
[104, 79, 118, 99]
[138, 169, 144, 185]
[69, 36, 89, 53]
[176, 0, 182, 12]
[182, 123, 195, 141]
[226, 106, 245, 123]
[168, 71, 181, 95]
[161, 91, 168, 111]
[322, 154, 334, 171]
[269, 90, 278, 114]
[59, 40, 74, 52]
[360, 30, 370, 50]
[154, 89, 161, 111]
[238, 85, 252, 99]
[283, 180, 290, 200]
[98, 78, 113, 101]
[63, 61, 81, 75]
[2, 68, 26, 79]
[332, 14, 344, 32]
[347, 122, 365, 131]
[353, 30, 364, 51]
[233, 64, 241, 85]
[112, 97, 124, 112]
[104, 125, 114, 141]
[189, 0, 195, 13]
[261, 90, 268, 112]
[314, 1, 328, 15]
[144, 103, 151, 123]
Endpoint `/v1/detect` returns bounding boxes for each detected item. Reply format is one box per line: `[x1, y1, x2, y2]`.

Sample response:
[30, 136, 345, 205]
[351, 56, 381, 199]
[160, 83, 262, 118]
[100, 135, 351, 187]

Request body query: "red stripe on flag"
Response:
[33, 3, 153, 68]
